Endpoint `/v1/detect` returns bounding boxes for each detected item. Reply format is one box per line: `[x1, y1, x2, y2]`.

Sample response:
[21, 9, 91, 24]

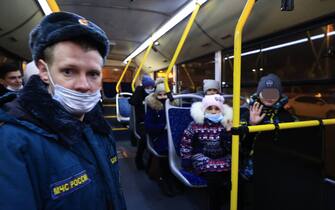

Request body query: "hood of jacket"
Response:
[190, 101, 233, 128]
[145, 93, 164, 111]
[0, 75, 111, 145]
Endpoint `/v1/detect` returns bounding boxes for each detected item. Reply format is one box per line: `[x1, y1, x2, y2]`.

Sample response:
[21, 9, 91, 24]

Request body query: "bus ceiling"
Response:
[0, 0, 334, 67]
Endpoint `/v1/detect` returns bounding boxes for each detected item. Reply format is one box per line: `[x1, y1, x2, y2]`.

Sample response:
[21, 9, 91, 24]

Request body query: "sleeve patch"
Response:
[110, 156, 118, 164]
[50, 170, 91, 200]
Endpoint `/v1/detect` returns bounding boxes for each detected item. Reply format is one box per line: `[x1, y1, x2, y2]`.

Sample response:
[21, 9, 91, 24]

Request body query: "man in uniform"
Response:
[0, 12, 126, 210]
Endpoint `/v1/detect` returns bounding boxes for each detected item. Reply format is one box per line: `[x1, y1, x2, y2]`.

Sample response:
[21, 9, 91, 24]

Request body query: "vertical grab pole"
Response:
[116, 59, 132, 93]
[46, 0, 60, 12]
[164, 2, 201, 93]
[131, 41, 154, 92]
[231, 1, 256, 210]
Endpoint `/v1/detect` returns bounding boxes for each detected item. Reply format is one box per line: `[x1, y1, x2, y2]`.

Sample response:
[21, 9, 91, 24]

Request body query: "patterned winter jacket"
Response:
[180, 102, 233, 174]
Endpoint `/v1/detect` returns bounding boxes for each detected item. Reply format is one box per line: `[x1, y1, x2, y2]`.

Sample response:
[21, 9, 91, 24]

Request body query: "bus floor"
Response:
[116, 139, 209, 210]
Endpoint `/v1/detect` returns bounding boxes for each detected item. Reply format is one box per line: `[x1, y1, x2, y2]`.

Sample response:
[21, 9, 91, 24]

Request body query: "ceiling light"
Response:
[262, 38, 308, 52]
[123, 0, 208, 63]
[227, 31, 335, 60]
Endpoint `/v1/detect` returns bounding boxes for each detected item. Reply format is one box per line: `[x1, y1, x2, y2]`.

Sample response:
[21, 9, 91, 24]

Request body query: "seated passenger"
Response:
[129, 74, 155, 169]
[203, 79, 221, 95]
[180, 94, 233, 210]
[145, 79, 177, 196]
[145, 79, 168, 155]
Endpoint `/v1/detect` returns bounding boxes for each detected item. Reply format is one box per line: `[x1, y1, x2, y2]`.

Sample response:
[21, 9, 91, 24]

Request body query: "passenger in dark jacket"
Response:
[129, 75, 155, 123]
[240, 73, 296, 179]
[145, 80, 168, 155]
[239, 74, 296, 210]
[145, 79, 177, 196]
[129, 75, 155, 169]
[0, 12, 126, 210]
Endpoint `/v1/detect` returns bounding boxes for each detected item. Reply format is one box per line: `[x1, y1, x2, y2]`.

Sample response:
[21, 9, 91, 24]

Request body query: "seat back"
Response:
[129, 106, 141, 140]
[165, 94, 207, 187]
[116, 92, 132, 122]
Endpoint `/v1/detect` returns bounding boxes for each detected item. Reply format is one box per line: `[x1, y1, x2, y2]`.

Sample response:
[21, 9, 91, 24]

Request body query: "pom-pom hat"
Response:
[202, 94, 225, 113]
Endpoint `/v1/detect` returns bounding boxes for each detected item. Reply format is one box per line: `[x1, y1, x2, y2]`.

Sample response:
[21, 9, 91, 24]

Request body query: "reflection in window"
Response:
[177, 53, 215, 93]
[222, 22, 335, 119]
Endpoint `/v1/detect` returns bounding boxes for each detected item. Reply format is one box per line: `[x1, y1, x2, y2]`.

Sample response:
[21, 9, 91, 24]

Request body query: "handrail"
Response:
[164, 3, 201, 93]
[181, 66, 196, 92]
[231, 1, 256, 210]
[131, 41, 154, 92]
[116, 59, 132, 93]
[46, 0, 60, 12]
[247, 118, 335, 133]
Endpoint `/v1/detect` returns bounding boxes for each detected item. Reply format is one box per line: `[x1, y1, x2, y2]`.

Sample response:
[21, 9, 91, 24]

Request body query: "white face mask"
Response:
[144, 88, 154, 94]
[45, 64, 101, 115]
[7, 85, 23, 92]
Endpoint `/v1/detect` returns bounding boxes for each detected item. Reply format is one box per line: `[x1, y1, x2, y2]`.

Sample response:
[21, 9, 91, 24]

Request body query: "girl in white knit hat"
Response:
[180, 94, 233, 210]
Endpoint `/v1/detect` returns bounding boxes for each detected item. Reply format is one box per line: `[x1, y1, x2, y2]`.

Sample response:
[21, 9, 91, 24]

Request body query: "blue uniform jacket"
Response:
[0, 76, 127, 210]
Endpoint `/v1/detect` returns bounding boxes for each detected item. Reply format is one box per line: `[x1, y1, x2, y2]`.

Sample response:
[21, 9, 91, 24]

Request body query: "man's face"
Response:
[38, 41, 103, 93]
[1, 70, 22, 88]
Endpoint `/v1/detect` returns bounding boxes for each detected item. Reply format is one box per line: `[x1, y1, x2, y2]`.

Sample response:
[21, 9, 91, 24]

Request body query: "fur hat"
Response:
[29, 12, 110, 63]
[142, 75, 155, 87]
[202, 94, 225, 113]
[203, 79, 220, 93]
[154, 78, 166, 93]
[256, 73, 282, 95]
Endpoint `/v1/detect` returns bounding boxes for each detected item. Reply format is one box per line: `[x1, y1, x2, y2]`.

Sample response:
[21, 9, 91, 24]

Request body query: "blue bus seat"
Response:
[116, 92, 132, 122]
[165, 94, 207, 188]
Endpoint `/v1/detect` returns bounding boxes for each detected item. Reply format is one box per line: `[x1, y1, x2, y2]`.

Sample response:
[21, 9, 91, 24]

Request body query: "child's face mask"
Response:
[205, 113, 224, 123]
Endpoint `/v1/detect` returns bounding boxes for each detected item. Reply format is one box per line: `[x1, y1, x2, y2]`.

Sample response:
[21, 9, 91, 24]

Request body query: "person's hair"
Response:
[43, 37, 101, 64]
[0, 63, 20, 79]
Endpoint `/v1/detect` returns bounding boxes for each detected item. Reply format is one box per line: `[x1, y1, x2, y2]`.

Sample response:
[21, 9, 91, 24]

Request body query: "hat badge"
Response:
[265, 79, 274, 87]
[78, 18, 89, 26]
